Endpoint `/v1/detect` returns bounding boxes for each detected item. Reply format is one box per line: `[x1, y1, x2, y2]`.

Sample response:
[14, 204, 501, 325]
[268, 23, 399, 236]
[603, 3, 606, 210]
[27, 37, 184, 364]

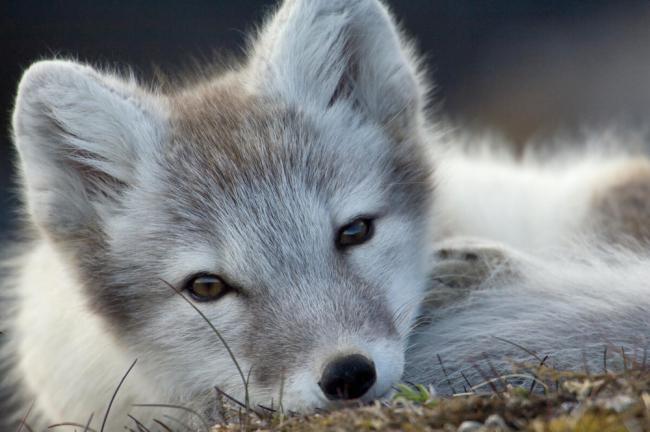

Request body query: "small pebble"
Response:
[457, 421, 483, 432]
[559, 401, 577, 413]
[484, 414, 510, 431]
[599, 395, 635, 413]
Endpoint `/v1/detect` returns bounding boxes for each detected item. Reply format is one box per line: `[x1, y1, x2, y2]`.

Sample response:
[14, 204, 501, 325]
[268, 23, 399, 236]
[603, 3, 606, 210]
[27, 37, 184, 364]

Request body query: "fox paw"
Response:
[433, 239, 511, 286]
[418, 238, 523, 325]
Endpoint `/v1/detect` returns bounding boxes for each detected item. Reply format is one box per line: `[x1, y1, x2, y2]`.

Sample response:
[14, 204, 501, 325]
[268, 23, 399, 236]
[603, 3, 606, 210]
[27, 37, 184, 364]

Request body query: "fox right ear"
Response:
[248, 0, 428, 141]
[12, 60, 166, 241]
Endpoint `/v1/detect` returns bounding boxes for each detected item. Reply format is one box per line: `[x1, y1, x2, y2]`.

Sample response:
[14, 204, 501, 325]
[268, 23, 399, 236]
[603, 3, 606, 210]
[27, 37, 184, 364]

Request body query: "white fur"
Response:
[407, 240, 650, 391]
[405, 138, 650, 391]
[432, 143, 646, 251]
[14, 242, 172, 428]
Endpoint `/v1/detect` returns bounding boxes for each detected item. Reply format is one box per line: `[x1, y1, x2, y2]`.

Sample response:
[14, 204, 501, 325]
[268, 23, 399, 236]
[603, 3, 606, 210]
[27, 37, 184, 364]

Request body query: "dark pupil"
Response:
[341, 220, 369, 244]
[345, 221, 367, 238]
[194, 277, 221, 296]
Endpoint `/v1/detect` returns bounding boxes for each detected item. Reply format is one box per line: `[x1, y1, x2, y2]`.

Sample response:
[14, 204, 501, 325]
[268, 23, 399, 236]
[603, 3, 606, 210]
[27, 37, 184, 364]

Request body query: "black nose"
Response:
[319, 354, 377, 400]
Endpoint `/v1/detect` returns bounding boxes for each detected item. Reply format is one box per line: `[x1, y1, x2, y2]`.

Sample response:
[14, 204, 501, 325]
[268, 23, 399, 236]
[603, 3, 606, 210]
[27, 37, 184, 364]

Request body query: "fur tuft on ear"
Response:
[12, 60, 167, 240]
[248, 0, 428, 137]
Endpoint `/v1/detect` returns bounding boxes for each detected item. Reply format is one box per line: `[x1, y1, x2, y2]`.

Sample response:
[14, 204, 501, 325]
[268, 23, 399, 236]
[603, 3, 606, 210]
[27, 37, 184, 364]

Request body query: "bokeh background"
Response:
[2, 1, 650, 241]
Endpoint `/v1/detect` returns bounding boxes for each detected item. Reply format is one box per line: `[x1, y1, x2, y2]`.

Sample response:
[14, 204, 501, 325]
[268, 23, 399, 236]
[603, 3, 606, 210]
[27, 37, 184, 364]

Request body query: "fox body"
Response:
[2, 0, 650, 430]
[408, 148, 650, 391]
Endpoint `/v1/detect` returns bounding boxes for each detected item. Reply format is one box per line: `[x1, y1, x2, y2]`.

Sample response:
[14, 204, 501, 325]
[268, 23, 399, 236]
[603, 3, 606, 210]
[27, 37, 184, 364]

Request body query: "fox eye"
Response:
[337, 218, 374, 248]
[186, 274, 231, 302]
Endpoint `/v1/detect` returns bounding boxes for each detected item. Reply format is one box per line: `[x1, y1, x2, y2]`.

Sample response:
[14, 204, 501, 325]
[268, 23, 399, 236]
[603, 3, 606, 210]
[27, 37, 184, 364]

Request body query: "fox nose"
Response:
[319, 354, 377, 400]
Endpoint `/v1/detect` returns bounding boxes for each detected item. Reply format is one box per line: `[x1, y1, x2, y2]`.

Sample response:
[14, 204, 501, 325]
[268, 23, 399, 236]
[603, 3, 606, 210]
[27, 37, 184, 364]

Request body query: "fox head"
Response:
[12, 0, 434, 415]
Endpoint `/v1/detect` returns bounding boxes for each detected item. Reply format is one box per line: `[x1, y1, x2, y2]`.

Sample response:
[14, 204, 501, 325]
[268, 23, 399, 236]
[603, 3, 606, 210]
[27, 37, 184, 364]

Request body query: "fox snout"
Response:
[287, 344, 402, 409]
[290, 336, 405, 409]
[319, 354, 377, 400]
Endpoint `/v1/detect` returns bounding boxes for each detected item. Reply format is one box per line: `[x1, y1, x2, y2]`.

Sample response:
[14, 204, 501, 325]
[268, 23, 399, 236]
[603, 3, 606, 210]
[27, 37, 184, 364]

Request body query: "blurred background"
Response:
[1, 0, 650, 241]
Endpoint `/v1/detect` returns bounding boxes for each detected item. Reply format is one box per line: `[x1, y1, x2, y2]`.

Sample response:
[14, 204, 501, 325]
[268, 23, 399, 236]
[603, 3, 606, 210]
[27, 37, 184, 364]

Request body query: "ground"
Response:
[209, 366, 650, 432]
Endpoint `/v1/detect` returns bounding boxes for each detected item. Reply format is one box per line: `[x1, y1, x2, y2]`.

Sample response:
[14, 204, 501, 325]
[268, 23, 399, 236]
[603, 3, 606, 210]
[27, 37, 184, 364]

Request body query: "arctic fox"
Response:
[2, 0, 649, 430]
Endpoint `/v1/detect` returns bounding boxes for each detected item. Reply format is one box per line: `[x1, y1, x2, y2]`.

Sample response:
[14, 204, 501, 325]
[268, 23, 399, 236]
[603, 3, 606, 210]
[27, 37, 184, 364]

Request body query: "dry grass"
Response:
[209, 366, 650, 432]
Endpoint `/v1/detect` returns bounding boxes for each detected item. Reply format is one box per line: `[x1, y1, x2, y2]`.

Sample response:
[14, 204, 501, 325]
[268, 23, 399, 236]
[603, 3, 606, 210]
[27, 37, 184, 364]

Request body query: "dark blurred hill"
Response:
[1, 0, 650, 241]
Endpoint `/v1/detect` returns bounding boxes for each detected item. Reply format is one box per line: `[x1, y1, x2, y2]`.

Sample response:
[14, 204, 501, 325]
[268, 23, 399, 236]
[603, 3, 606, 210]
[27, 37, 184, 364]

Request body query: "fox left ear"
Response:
[12, 60, 166, 241]
[248, 0, 428, 139]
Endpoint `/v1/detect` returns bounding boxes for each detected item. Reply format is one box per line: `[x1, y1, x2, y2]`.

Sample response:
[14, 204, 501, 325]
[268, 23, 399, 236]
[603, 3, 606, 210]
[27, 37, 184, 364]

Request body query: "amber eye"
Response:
[336, 218, 374, 248]
[186, 274, 230, 302]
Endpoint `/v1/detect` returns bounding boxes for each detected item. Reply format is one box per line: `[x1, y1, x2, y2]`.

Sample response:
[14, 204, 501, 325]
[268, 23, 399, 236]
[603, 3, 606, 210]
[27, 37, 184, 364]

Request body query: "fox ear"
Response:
[248, 0, 427, 138]
[12, 60, 165, 241]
